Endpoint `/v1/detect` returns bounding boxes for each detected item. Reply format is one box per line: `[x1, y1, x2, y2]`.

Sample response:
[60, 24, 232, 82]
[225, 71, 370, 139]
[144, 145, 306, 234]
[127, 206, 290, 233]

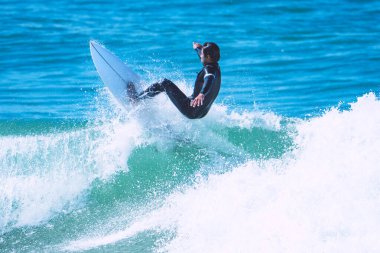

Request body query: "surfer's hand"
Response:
[191, 94, 204, 107]
[193, 42, 202, 50]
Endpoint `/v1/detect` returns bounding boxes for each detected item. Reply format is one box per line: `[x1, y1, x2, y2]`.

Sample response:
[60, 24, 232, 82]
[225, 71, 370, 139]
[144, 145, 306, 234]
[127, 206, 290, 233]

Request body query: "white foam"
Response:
[210, 104, 283, 131]
[63, 219, 151, 251]
[157, 93, 380, 252]
[0, 119, 143, 232]
[67, 93, 380, 252]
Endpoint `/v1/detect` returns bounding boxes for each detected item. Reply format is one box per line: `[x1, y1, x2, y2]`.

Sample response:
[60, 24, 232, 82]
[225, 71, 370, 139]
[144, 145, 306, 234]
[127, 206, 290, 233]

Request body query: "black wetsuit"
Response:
[137, 56, 221, 119]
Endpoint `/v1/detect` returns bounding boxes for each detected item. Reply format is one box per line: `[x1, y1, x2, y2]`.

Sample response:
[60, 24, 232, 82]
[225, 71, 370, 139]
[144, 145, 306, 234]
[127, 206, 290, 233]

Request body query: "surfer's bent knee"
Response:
[160, 78, 175, 89]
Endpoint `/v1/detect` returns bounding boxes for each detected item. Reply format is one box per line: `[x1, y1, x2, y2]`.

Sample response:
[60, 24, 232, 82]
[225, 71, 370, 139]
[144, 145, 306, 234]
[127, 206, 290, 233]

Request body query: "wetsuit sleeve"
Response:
[200, 66, 216, 95]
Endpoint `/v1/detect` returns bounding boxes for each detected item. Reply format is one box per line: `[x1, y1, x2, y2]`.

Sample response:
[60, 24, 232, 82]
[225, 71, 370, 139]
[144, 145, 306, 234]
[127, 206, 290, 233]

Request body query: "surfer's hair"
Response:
[202, 42, 220, 62]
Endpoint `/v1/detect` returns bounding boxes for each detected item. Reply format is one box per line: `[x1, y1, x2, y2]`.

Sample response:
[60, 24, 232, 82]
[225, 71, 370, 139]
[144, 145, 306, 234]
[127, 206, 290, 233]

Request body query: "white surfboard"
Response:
[89, 40, 142, 107]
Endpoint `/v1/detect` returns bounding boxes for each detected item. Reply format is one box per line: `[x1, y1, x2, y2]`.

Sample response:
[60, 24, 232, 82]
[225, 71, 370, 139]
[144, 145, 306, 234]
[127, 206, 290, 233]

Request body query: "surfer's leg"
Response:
[137, 82, 165, 99]
[137, 79, 199, 119]
[160, 79, 200, 119]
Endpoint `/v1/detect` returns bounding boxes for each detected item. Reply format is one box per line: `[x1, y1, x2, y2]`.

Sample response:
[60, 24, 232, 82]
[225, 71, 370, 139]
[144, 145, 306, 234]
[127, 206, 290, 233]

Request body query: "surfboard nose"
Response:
[89, 41, 102, 54]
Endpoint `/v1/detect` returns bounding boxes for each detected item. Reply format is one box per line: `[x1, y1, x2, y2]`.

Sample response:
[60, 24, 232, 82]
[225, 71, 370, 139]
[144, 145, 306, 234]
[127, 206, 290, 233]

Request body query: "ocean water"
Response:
[1, 0, 380, 252]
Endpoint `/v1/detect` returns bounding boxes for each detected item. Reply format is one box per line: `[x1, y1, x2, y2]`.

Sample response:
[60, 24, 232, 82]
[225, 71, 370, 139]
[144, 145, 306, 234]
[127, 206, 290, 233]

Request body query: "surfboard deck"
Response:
[89, 40, 142, 107]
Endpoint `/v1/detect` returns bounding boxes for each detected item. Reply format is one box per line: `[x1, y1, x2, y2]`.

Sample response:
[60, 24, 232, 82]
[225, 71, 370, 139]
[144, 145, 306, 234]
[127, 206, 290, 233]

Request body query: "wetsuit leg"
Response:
[138, 79, 199, 119]
[137, 82, 165, 98]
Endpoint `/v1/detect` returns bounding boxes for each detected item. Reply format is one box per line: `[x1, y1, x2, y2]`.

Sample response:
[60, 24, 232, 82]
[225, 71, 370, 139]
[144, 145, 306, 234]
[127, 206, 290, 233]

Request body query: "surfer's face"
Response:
[200, 49, 213, 65]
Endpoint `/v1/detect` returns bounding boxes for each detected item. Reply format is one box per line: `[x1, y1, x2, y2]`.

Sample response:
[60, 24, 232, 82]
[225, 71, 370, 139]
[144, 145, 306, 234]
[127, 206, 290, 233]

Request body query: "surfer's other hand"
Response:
[190, 93, 204, 107]
[193, 42, 202, 50]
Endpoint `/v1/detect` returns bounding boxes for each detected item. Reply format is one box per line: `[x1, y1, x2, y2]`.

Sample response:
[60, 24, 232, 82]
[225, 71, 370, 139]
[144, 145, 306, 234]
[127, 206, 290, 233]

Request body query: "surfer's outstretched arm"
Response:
[193, 42, 202, 59]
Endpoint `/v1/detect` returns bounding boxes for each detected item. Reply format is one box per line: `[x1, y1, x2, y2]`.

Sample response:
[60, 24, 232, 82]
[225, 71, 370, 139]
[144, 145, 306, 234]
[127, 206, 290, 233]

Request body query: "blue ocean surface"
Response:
[1, 0, 380, 252]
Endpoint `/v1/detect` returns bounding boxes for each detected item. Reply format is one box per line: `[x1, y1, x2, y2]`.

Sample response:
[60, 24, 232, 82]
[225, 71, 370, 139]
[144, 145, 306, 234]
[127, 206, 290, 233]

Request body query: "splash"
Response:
[0, 118, 143, 233]
[0, 84, 283, 236]
[160, 93, 380, 252]
[64, 93, 380, 252]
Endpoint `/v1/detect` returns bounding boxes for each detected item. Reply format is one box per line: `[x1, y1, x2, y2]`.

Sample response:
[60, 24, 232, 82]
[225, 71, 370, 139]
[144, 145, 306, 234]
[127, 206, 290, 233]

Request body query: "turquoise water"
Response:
[1, 0, 380, 252]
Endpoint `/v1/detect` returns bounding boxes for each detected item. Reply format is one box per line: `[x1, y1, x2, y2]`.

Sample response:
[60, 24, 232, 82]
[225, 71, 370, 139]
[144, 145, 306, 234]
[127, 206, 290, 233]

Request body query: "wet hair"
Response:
[202, 42, 220, 62]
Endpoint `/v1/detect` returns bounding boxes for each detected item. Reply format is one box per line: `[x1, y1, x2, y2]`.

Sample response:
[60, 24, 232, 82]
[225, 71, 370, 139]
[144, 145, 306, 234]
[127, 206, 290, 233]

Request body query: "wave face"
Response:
[2, 92, 379, 252]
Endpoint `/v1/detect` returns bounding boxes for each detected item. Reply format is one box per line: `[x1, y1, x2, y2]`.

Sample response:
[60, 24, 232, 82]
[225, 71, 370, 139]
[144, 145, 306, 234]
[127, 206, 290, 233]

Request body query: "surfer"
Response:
[134, 42, 221, 119]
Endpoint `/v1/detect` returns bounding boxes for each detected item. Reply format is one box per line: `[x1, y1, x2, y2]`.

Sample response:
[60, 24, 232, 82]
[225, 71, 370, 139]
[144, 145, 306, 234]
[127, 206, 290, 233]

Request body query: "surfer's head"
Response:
[201, 42, 220, 64]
